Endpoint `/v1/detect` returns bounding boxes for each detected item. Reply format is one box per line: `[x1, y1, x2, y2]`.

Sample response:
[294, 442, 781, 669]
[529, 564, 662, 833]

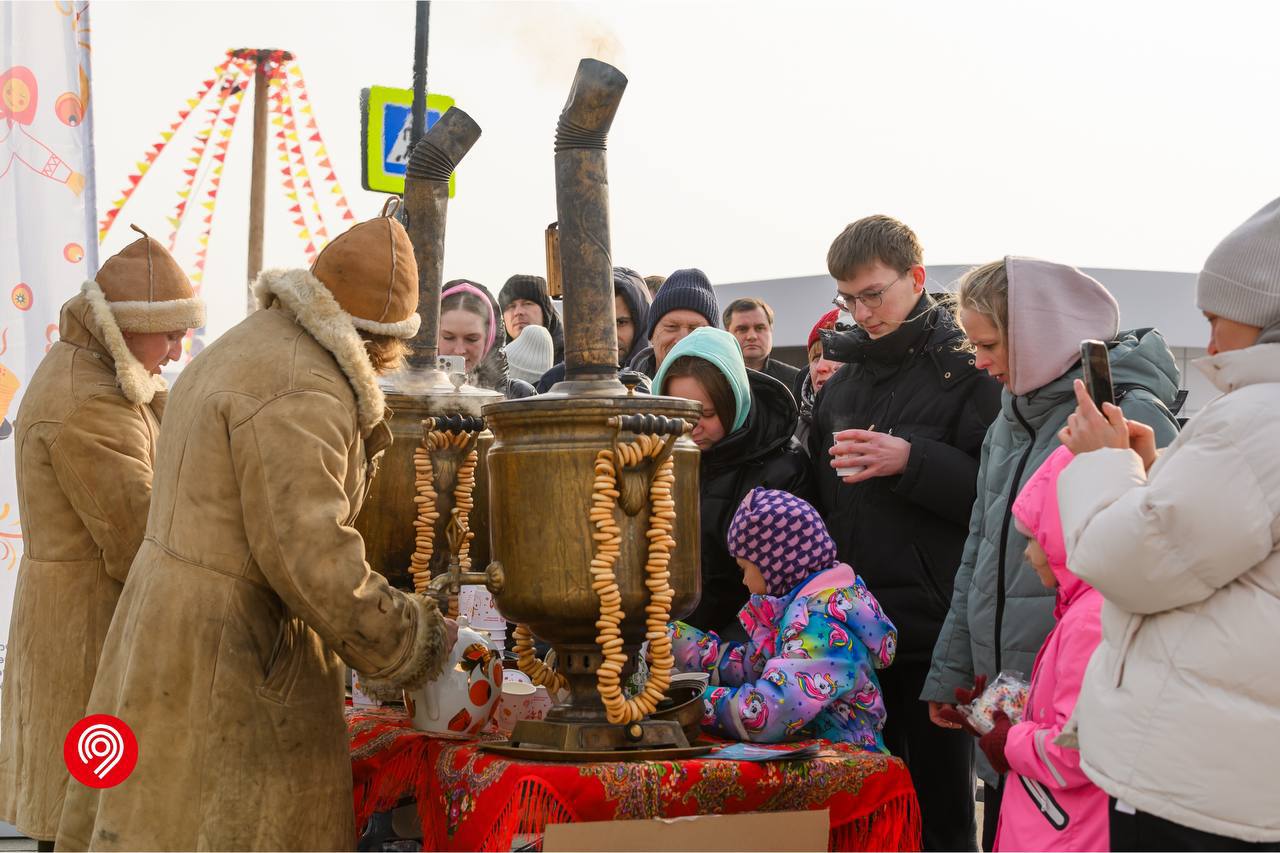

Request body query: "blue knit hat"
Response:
[646, 268, 720, 338]
[653, 326, 751, 432]
[728, 488, 838, 595]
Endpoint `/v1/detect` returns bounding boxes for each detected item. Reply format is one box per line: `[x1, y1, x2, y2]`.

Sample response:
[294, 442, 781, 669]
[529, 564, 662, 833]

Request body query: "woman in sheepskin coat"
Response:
[0, 229, 202, 846]
[56, 215, 452, 852]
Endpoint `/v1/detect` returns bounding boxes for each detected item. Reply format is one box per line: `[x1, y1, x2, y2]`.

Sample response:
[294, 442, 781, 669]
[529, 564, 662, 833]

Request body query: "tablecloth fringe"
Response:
[830, 789, 921, 852]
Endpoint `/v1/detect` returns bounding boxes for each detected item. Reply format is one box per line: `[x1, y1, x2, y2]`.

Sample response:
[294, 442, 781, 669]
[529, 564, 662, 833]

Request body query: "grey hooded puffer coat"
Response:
[921, 259, 1183, 785]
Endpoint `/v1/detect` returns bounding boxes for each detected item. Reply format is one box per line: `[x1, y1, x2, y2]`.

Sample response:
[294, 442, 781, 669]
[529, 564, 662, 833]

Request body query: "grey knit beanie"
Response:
[503, 324, 554, 384]
[1197, 196, 1280, 333]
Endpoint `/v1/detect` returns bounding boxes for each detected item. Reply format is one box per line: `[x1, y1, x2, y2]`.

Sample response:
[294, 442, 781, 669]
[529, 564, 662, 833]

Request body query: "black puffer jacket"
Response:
[810, 294, 1001, 662]
[760, 357, 801, 392]
[685, 370, 814, 634]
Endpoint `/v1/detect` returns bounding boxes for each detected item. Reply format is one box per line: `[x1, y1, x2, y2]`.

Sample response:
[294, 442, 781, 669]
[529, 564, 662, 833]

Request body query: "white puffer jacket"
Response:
[1057, 342, 1280, 843]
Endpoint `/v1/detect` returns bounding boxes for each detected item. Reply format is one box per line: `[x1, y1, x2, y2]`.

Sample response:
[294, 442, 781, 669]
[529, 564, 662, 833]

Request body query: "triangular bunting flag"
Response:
[287, 192, 299, 201]
[304, 242, 316, 255]
[318, 158, 331, 169]
[182, 168, 196, 178]
[290, 144, 302, 155]
[178, 189, 190, 199]
[289, 204, 302, 214]
[212, 152, 226, 163]
[309, 132, 322, 142]
[203, 200, 216, 211]
[324, 172, 336, 182]
[186, 97, 199, 108]
[166, 216, 180, 229]
[298, 229, 310, 240]
[330, 184, 342, 194]
[342, 210, 354, 221]
[272, 115, 284, 126]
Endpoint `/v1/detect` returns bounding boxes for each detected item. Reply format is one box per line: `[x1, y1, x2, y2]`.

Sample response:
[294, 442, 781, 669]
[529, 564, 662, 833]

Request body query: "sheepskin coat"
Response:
[56, 268, 447, 851]
[0, 290, 164, 841]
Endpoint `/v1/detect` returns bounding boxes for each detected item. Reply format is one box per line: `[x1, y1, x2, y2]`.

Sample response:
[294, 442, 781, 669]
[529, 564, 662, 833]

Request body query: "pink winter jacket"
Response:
[996, 446, 1108, 852]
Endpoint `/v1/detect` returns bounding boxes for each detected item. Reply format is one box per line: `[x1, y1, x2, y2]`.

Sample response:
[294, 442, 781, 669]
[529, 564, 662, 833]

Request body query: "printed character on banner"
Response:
[0, 329, 17, 439]
[0, 66, 86, 194]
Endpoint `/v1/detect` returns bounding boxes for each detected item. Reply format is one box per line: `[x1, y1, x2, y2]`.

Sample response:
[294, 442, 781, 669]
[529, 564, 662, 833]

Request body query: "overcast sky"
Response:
[91, 0, 1280, 338]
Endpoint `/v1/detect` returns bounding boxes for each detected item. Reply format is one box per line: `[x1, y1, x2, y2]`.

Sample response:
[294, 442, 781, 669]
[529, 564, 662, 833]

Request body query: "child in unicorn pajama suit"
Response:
[668, 488, 897, 750]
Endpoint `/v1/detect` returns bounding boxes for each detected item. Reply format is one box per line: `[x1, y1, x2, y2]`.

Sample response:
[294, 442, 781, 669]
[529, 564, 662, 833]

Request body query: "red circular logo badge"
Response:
[63, 715, 138, 788]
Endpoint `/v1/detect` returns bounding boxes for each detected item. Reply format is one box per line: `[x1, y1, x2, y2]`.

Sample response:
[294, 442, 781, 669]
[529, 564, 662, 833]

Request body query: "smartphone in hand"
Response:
[1080, 340, 1114, 408]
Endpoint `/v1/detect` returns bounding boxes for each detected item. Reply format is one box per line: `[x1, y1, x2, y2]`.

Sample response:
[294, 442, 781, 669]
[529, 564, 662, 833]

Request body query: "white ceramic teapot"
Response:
[407, 617, 502, 737]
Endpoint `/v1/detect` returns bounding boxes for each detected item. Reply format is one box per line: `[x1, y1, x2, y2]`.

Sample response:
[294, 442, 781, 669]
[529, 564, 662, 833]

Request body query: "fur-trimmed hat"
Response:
[80, 224, 204, 405]
[309, 213, 421, 338]
[86, 224, 205, 333]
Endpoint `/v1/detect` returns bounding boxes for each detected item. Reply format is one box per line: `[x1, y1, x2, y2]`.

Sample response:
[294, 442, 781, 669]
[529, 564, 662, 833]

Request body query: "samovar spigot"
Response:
[425, 507, 504, 604]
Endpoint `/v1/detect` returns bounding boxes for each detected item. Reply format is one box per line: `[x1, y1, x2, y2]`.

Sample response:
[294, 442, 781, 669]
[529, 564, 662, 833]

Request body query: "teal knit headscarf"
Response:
[653, 327, 751, 433]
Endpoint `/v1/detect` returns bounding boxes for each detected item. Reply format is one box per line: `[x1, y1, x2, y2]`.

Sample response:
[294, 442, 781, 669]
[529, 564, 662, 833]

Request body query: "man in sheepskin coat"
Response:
[56, 213, 454, 851]
[0, 226, 202, 848]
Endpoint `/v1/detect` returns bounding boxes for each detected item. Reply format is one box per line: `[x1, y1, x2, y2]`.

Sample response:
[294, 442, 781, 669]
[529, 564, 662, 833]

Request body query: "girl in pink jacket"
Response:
[986, 445, 1109, 851]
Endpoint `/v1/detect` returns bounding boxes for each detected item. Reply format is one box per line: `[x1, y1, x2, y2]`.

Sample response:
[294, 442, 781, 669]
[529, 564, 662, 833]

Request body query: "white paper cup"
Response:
[832, 431, 865, 479]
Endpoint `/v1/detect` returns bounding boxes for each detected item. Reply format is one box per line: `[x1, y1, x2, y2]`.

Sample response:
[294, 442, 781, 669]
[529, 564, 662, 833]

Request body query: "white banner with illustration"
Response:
[0, 0, 98, 687]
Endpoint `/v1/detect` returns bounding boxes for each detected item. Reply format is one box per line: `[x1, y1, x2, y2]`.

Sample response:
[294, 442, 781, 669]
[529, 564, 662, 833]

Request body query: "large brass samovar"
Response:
[485, 59, 704, 757]
[355, 108, 502, 600]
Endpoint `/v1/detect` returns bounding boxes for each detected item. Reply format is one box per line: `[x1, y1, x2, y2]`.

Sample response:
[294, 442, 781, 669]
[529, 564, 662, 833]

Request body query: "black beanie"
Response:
[498, 274, 549, 312]
[646, 268, 720, 338]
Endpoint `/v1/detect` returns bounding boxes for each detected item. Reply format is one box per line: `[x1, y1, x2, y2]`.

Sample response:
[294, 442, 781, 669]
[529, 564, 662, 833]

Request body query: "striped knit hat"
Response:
[727, 488, 837, 596]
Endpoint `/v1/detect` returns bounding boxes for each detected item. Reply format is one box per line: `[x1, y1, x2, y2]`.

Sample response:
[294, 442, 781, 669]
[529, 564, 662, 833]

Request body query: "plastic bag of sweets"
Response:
[960, 670, 1030, 734]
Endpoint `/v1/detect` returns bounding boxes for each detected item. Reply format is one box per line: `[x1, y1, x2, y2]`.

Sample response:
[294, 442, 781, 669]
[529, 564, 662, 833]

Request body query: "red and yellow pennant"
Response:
[99, 56, 233, 243]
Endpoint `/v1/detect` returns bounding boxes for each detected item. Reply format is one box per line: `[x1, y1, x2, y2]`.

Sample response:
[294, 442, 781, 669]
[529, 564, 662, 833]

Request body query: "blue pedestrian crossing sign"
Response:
[360, 86, 457, 196]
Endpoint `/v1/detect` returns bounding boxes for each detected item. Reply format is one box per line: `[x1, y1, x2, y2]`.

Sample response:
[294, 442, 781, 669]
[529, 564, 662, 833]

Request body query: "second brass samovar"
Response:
[484, 59, 705, 758]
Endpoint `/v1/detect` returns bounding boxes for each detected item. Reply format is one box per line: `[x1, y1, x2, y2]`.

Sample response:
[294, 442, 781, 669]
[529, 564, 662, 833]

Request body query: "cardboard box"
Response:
[543, 809, 829, 852]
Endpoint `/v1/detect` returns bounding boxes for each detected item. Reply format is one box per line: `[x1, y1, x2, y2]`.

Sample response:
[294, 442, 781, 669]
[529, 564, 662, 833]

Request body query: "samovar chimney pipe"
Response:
[403, 107, 482, 369]
[554, 59, 628, 381]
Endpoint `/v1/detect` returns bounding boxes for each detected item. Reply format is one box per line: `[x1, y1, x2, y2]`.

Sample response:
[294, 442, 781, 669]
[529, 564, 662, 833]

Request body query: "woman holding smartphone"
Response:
[1056, 198, 1280, 851]
[920, 257, 1182, 847]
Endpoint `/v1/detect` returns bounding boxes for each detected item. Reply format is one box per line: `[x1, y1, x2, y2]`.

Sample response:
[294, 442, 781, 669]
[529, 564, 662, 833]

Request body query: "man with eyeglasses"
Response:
[811, 215, 1001, 851]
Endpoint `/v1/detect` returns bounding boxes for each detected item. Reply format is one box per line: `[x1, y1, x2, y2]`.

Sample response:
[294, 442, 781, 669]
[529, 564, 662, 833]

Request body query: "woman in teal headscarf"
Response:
[654, 327, 812, 636]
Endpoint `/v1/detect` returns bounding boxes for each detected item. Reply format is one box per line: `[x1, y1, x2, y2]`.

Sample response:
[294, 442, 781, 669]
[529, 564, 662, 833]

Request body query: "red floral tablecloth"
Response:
[348, 707, 920, 852]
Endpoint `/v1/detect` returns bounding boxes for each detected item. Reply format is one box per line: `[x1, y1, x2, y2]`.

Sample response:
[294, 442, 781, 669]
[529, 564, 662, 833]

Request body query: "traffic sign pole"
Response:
[411, 1, 430, 151]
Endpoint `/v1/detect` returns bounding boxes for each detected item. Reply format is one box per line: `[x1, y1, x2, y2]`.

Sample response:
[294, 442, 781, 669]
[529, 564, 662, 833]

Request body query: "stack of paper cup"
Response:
[458, 585, 507, 649]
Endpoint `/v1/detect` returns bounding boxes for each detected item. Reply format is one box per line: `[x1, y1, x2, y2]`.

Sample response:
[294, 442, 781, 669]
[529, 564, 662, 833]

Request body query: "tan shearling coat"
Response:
[56, 268, 446, 852]
[0, 294, 164, 841]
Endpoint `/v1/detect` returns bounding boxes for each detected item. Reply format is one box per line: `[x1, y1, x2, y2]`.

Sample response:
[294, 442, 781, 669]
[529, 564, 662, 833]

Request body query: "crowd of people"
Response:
[0, 195, 1277, 852]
